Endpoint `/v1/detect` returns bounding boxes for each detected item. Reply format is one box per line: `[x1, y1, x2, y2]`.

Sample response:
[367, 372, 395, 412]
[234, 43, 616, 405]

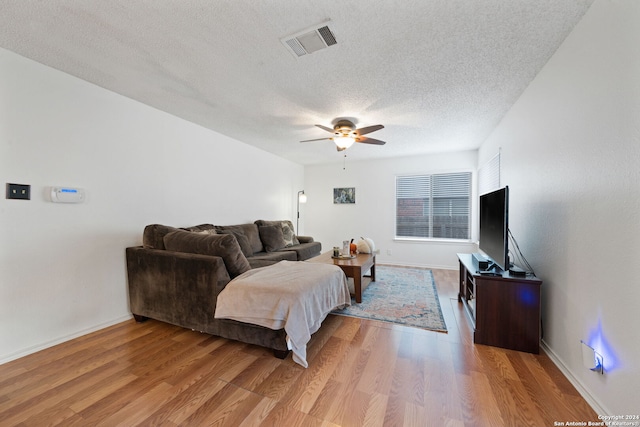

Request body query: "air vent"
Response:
[281, 21, 337, 58]
[317, 26, 337, 46]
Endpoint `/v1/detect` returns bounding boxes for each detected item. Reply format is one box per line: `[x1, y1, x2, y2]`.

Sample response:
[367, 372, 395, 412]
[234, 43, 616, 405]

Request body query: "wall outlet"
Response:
[6, 183, 30, 200]
[387, 249, 392, 256]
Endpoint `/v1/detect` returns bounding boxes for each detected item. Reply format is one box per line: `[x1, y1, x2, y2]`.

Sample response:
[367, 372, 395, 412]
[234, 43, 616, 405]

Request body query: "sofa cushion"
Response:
[215, 224, 263, 254]
[163, 229, 251, 278]
[255, 220, 300, 245]
[247, 258, 281, 269]
[279, 241, 322, 261]
[214, 226, 253, 257]
[143, 224, 180, 250]
[248, 250, 297, 268]
[258, 225, 287, 252]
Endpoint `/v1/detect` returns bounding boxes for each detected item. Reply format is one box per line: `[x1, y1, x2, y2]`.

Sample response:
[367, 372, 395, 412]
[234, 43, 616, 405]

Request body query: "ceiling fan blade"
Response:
[355, 124, 384, 136]
[315, 124, 335, 133]
[356, 136, 386, 145]
[300, 137, 332, 142]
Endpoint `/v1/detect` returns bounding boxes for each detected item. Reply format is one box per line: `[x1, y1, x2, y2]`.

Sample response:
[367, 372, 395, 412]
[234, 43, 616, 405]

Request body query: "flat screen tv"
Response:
[479, 186, 509, 272]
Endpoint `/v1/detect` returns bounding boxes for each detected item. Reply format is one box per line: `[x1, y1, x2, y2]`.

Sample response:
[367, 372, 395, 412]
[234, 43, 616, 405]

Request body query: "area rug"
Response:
[332, 266, 447, 333]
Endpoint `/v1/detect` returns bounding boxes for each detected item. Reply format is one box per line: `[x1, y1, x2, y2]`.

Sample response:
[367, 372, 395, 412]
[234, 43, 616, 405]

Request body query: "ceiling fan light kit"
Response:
[334, 135, 355, 150]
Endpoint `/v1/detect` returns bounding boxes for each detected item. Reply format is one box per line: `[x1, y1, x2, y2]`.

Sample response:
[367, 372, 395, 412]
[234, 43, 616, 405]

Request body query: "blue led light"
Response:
[61, 188, 78, 193]
[518, 287, 537, 307]
[587, 320, 620, 372]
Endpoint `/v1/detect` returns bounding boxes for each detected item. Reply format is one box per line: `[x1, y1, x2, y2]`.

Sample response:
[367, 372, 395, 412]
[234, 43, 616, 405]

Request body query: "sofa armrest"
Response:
[126, 246, 231, 332]
[296, 235, 314, 244]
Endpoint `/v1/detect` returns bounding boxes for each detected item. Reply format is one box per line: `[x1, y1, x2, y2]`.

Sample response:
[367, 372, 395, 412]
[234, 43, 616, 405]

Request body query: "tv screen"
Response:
[479, 186, 509, 272]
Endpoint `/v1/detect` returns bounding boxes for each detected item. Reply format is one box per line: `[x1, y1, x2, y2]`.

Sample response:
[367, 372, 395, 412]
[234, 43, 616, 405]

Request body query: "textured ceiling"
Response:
[0, 1, 594, 165]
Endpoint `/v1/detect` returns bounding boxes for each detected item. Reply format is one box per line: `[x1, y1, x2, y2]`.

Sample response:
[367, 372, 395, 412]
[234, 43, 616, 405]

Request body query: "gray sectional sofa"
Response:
[125, 220, 321, 357]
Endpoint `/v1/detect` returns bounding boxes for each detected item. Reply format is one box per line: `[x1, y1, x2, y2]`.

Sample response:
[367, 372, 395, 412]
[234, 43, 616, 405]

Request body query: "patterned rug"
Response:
[332, 266, 447, 333]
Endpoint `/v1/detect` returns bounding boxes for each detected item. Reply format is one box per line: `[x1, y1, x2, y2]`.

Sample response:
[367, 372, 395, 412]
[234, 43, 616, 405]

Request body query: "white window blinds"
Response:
[396, 172, 471, 240]
[479, 152, 501, 195]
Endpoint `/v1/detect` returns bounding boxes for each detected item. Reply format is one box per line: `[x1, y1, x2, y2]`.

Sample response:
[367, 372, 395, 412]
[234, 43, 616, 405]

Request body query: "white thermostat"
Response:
[50, 187, 86, 203]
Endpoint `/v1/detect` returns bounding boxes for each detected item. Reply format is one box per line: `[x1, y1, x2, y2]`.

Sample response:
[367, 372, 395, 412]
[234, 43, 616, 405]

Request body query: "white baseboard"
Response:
[0, 314, 132, 365]
[377, 262, 458, 270]
[540, 339, 609, 415]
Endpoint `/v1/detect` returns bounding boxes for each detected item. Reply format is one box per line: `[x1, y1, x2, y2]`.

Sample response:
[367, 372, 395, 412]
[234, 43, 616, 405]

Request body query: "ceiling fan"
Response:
[300, 119, 386, 151]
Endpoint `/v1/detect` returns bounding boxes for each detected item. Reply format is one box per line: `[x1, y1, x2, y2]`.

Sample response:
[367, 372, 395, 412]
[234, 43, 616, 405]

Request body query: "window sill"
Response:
[394, 237, 474, 245]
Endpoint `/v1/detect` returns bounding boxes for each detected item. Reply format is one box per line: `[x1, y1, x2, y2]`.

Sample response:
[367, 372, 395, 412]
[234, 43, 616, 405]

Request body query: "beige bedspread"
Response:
[214, 260, 351, 367]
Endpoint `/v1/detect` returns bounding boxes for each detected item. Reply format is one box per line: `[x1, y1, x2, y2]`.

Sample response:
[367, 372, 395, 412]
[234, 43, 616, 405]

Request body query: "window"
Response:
[396, 172, 471, 240]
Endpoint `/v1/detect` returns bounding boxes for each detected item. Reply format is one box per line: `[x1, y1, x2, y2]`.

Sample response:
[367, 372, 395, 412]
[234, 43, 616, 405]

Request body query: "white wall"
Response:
[0, 48, 303, 363]
[304, 151, 478, 269]
[478, 0, 639, 414]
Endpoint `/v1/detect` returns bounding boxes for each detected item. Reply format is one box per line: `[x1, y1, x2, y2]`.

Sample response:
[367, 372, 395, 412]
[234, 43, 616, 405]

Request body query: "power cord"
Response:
[508, 229, 536, 277]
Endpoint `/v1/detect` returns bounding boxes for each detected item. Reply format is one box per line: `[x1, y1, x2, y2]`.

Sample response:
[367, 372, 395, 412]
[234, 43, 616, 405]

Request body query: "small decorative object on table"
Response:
[332, 242, 356, 259]
[356, 237, 375, 254]
[342, 240, 350, 257]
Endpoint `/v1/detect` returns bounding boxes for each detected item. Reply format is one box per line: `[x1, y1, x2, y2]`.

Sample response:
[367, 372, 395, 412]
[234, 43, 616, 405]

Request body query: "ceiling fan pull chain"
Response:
[343, 153, 347, 170]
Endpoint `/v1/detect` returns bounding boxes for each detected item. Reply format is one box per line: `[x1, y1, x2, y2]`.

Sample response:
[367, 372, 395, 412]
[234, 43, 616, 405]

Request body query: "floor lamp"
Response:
[297, 190, 307, 234]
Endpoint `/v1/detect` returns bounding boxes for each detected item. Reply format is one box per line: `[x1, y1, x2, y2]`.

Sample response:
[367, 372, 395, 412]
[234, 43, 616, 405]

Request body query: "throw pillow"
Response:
[282, 223, 296, 247]
[192, 229, 217, 235]
[256, 220, 300, 246]
[181, 224, 215, 232]
[163, 229, 251, 278]
[216, 227, 253, 257]
[259, 225, 287, 252]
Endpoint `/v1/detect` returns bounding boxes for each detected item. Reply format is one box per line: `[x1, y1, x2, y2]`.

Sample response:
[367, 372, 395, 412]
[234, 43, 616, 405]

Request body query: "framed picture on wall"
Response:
[333, 187, 355, 204]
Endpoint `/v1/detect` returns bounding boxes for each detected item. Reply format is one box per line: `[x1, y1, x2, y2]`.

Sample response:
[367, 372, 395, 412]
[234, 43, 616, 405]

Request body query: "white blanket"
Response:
[214, 260, 351, 367]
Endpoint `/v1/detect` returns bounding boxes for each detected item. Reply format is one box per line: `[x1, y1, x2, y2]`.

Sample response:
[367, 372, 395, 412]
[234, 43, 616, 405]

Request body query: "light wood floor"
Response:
[0, 268, 597, 426]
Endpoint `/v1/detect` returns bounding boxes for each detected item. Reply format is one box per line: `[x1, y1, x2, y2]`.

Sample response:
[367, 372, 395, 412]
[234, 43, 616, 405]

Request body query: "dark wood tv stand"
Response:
[457, 253, 542, 354]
